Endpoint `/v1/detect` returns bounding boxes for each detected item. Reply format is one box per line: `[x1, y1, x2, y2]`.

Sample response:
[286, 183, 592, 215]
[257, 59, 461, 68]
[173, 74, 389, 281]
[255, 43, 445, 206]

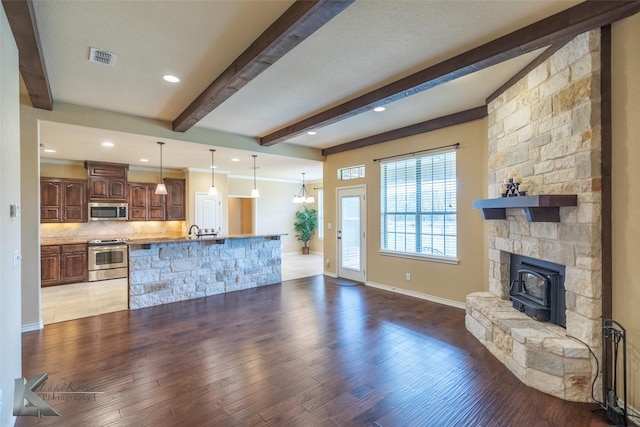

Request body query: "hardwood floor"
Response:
[40, 252, 323, 324]
[18, 275, 610, 426]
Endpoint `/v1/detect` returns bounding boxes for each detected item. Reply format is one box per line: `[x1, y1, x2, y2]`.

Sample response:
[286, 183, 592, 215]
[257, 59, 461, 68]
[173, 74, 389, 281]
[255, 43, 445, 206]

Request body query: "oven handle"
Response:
[88, 245, 128, 252]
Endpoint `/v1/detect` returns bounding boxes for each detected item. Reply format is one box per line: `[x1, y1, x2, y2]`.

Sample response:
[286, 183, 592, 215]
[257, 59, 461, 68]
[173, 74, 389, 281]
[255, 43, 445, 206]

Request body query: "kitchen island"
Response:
[127, 234, 283, 309]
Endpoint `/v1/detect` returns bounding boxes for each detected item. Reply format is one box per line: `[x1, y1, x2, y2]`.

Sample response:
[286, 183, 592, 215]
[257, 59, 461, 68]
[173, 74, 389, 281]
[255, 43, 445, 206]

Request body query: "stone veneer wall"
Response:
[129, 237, 282, 309]
[466, 30, 603, 402]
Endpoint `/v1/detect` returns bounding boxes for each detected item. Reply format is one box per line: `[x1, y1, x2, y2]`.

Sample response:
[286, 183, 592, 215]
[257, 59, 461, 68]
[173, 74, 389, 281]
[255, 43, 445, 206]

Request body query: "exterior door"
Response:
[337, 186, 366, 282]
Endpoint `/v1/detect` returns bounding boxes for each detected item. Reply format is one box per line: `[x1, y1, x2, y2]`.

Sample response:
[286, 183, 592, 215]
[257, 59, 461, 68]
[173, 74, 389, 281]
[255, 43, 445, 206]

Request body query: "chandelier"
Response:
[293, 173, 314, 204]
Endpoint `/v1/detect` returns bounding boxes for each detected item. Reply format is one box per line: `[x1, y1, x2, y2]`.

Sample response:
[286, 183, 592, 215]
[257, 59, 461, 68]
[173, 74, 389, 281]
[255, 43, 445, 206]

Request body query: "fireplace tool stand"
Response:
[602, 319, 628, 426]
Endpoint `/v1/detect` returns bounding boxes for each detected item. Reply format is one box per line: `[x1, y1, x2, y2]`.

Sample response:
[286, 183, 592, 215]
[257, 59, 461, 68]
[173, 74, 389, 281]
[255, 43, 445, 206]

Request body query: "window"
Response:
[317, 188, 324, 240]
[338, 165, 365, 180]
[380, 150, 457, 260]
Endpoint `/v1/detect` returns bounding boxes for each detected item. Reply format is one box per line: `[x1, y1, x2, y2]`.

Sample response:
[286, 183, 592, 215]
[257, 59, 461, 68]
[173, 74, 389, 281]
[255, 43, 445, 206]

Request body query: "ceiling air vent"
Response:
[89, 47, 117, 67]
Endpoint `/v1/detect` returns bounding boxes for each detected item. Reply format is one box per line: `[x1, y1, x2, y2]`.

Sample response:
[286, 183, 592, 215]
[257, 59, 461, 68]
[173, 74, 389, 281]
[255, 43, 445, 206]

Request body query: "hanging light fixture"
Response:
[251, 154, 260, 198]
[208, 149, 218, 196]
[293, 173, 314, 204]
[155, 141, 167, 195]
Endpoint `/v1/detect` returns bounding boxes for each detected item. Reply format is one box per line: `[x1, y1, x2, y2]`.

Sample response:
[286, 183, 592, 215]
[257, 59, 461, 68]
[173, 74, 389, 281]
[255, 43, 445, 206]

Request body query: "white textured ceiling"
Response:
[30, 0, 583, 180]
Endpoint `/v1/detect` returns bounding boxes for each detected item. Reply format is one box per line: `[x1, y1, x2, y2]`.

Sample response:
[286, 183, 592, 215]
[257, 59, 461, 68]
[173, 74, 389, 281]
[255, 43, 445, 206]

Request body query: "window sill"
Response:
[379, 250, 459, 265]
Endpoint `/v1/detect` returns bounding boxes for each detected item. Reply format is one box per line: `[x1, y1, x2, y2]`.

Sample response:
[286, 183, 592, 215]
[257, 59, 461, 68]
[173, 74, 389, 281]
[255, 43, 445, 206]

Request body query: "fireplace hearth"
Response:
[509, 254, 566, 328]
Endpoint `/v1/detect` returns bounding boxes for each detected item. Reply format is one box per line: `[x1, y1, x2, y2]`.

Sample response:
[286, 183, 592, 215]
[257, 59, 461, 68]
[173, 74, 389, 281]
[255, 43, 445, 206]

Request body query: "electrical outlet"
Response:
[326, 258, 330, 267]
[327, 223, 332, 229]
[405, 273, 411, 281]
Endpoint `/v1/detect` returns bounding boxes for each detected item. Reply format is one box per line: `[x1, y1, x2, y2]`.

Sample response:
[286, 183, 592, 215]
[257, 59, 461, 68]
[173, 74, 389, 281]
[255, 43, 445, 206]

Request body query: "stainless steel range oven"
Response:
[88, 239, 128, 281]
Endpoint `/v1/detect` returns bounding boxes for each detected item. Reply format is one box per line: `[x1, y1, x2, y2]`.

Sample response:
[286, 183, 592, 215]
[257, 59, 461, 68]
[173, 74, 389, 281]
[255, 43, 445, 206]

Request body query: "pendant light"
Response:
[208, 149, 218, 196]
[250, 154, 260, 198]
[155, 141, 167, 195]
[293, 173, 314, 204]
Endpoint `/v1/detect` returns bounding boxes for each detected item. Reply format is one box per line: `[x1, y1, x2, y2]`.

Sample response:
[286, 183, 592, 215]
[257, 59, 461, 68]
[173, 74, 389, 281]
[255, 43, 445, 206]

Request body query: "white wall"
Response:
[0, 6, 22, 426]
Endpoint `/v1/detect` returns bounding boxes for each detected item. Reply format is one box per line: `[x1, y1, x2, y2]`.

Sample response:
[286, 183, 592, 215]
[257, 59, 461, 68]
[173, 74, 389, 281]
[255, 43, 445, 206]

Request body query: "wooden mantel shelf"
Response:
[472, 195, 577, 222]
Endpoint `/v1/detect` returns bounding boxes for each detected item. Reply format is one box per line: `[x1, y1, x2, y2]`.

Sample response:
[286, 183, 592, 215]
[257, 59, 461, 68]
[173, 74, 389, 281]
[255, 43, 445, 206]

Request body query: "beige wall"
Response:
[612, 13, 640, 413]
[323, 119, 488, 304]
[40, 161, 184, 182]
[228, 177, 323, 254]
[1, 7, 22, 425]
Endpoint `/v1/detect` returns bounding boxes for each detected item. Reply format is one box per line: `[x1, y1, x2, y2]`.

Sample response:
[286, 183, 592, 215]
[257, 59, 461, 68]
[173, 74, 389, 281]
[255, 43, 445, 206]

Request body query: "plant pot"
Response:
[302, 247, 310, 255]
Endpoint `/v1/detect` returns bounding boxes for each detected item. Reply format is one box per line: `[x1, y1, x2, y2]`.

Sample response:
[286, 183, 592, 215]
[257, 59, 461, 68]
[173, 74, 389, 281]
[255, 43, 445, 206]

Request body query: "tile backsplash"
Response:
[41, 221, 185, 242]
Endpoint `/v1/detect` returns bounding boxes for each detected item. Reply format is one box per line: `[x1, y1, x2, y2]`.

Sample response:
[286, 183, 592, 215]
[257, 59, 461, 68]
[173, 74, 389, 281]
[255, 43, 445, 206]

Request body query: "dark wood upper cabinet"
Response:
[40, 179, 63, 222]
[85, 161, 128, 202]
[40, 178, 87, 223]
[164, 178, 185, 221]
[128, 183, 166, 221]
[63, 180, 87, 222]
[149, 189, 166, 221]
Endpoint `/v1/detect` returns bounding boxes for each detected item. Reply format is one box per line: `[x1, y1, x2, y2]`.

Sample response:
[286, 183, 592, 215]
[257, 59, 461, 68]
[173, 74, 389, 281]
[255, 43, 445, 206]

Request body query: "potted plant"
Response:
[294, 205, 318, 254]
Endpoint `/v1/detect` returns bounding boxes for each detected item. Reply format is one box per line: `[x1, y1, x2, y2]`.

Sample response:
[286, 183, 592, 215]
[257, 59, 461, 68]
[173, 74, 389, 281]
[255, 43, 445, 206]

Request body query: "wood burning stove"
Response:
[509, 254, 566, 328]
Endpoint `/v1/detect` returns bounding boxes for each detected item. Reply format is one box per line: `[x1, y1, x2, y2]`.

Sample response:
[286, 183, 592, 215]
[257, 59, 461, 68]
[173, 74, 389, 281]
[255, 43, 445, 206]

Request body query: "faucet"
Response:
[188, 224, 200, 237]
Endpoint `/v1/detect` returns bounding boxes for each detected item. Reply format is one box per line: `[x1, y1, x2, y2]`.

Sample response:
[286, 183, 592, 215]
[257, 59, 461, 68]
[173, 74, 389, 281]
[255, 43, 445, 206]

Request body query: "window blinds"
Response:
[380, 150, 457, 259]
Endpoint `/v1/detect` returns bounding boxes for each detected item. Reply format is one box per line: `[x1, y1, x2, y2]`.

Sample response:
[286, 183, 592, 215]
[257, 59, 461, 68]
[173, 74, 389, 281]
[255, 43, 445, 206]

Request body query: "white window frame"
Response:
[379, 149, 458, 264]
[337, 165, 365, 181]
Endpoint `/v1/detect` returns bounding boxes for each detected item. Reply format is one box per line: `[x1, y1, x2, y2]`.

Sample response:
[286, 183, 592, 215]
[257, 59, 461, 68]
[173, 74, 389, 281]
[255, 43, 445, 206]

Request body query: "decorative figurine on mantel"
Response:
[501, 177, 529, 197]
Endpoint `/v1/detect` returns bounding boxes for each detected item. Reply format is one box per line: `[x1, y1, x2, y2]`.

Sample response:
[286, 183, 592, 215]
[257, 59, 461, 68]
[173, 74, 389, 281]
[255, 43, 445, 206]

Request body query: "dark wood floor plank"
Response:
[17, 275, 609, 426]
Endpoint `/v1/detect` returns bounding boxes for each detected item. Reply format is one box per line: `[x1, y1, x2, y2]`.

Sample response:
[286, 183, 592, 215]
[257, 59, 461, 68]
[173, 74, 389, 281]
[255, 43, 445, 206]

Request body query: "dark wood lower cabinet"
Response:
[40, 246, 62, 287]
[41, 244, 87, 287]
[61, 244, 88, 283]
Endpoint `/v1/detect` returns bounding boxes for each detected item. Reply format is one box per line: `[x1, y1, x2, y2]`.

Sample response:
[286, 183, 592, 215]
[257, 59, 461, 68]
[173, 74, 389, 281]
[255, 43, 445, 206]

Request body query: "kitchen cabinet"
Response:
[129, 183, 166, 221]
[62, 244, 88, 283]
[41, 244, 88, 287]
[41, 245, 62, 286]
[40, 178, 87, 223]
[85, 161, 128, 202]
[164, 178, 186, 220]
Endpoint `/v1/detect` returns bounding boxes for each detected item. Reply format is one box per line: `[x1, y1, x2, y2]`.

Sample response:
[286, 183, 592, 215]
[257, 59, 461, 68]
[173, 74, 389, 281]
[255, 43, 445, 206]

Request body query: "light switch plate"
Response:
[13, 250, 22, 269]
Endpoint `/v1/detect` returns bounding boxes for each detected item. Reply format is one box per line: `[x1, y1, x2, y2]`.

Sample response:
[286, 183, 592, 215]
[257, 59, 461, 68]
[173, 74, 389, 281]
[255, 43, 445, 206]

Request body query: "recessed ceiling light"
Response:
[43, 149, 56, 153]
[102, 141, 114, 147]
[306, 131, 317, 135]
[140, 158, 149, 162]
[210, 165, 217, 169]
[163, 74, 180, 83]
[231, 158, 240, 162]
[374, 106, 386, 112]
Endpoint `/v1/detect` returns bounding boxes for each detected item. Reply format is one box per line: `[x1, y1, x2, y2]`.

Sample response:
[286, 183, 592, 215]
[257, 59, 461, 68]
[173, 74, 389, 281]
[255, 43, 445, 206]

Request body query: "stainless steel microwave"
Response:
[88, 202, 128, 221]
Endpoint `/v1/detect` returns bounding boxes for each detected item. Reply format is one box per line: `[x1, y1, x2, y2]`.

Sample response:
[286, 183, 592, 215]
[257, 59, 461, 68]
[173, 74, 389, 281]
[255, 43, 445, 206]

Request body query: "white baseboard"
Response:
[365, 281, 466, 310]
[282, 251, 324, 256]
[323, 271, 337, 278]
[21, 321, 43, 333]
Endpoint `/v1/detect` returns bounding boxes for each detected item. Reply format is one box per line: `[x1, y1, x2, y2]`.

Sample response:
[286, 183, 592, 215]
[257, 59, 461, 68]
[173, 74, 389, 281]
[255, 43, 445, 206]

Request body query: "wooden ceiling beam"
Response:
[261, 0, 640, 147]
[2, 0, 53, 110]
[172, 0, 354, 132]
[321, 106, 487, 156]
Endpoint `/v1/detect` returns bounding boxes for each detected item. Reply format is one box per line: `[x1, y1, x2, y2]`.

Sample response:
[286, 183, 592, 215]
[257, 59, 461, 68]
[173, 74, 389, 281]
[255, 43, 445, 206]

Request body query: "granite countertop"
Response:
[126, 233, 285, 245]
[41, 233, 286, 247]
[41, 238, 90, 246]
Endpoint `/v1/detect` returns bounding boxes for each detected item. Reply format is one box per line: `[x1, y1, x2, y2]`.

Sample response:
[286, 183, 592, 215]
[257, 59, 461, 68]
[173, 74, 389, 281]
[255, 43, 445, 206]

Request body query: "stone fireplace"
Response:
[466, 30, 604, 402]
